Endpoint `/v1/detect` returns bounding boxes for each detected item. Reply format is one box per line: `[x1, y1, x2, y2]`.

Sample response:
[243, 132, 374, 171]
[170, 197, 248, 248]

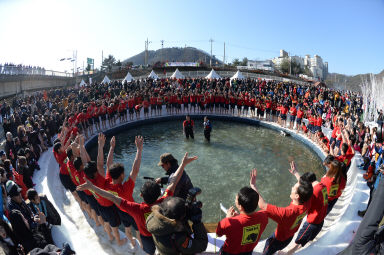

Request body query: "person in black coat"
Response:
[157, 153, 194, 200]
[27, 189, 61, 226]
[6, 181, 53, 253]
[0, 218, 21, 255]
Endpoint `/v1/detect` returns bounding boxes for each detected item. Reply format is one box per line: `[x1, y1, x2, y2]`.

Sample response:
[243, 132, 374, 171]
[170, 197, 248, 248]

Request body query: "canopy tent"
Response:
[170, 68, 185, 79]
[79, 79, 86, 87]
[122, 72, 134, 83]
[230, 70, 245, 80]
[101, 75, 111, 84]
[148, 70, 159, 80]
[205, 69, 221, 79]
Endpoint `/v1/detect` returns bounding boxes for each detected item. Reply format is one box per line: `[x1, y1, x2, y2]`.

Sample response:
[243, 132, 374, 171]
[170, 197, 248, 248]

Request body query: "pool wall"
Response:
[34, 112, 368, 255]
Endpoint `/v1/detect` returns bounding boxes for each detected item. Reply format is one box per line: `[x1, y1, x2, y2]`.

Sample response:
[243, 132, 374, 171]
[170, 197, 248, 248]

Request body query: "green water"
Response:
[88, 120, 324, 238]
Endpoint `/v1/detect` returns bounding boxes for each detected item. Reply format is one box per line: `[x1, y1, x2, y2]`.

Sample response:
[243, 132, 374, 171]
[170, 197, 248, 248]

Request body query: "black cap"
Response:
[6, 181, 21, 197]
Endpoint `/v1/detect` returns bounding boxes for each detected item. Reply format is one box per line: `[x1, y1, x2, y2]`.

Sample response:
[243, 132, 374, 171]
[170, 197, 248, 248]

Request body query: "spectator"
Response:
[26, 189, 61, 226]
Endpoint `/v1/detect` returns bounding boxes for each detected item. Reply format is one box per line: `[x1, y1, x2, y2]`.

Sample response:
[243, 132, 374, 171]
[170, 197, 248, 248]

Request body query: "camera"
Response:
[143, 176, 168, 188]
[186, 187, 203, 223]
[185, 187, 202, 208]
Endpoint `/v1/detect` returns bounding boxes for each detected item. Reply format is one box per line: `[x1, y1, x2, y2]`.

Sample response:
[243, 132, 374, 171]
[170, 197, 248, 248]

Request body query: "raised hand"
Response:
[226, 206, 239, 218]
[135, 135, 144, 150]
[289, 161, 297, 175]
[110, 136, 116, 148]
[98, 133, 106, 147]
[77, 178, 93, 191]
[181, 152, 198, 167]
[249, 168, 257, 187]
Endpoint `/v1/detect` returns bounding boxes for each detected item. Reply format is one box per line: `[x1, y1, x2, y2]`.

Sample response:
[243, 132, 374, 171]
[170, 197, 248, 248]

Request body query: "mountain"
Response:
[325, 69, 384, 92]
[123, 47, 223, 66]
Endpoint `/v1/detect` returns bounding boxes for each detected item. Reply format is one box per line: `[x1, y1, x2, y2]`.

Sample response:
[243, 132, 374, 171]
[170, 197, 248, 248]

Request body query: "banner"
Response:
[165, 62, 199, 67]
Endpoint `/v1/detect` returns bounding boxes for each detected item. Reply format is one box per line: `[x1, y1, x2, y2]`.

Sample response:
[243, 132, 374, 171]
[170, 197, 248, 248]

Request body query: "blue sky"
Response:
[0, 0, 383, 75]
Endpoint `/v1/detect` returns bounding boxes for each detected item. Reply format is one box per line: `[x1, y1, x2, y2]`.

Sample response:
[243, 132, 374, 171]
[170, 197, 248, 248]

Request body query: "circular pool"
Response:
[88, 119, 325, 238]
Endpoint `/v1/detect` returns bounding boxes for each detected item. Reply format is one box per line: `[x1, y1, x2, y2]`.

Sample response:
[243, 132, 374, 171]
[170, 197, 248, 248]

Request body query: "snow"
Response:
[32, 108, 368, 255]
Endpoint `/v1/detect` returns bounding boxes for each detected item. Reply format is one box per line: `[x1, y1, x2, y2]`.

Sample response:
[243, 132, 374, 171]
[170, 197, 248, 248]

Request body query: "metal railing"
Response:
[0, 65, 73, 77]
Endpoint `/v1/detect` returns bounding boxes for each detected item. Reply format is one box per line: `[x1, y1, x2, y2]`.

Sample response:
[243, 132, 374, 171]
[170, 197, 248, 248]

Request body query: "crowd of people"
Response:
[0, 74, 381, 254]
[0, 64, 46, 76]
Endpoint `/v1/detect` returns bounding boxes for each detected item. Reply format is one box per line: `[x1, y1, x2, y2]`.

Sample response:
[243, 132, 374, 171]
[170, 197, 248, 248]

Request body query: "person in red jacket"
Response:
[83, 134, 127, 246]
[265, 97, 272, 122]
[289, 103, 297, 129]
[150, 94, 157, 116]
[280, 104, 289, 128]
[321, 160, 346, 214]
[250, 168, 313, 255]
[285, 164, 328, 254]
[183, 115, 194, 139]
[216, 169, 268, 255]
[102, 135, 143, 247]
[127, 96, 135, 121]
[142, 97, 150, 119]
[296, 106, 304, 132]
[157, 94, 163, 116]
[78, 152, 197, 255]
[190, 93, 196, 113]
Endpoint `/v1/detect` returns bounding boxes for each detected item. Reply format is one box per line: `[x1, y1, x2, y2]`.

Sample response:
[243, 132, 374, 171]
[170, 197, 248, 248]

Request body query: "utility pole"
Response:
[101, 50, 104, 70]
[289, 52, 291, 75]
[144, 38, 151, 66]
[161, 40, 164, 63]
[209, 38, 214, 67]
[223, 42, 225, 67]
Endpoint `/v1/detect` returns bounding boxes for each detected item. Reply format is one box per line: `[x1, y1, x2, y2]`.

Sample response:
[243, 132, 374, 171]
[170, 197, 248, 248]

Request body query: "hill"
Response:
[325, 69, 384, 92]
[123, 47, 222, 66]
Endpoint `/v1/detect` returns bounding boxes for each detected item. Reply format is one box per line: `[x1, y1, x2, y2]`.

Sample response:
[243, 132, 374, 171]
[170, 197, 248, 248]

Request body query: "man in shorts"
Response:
[284, 164, 328, 254]
[250, 168, 313, 255]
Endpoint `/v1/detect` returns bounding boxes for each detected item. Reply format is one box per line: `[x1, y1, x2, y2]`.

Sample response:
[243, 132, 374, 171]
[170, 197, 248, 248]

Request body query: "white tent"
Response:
[230, 70, 245, 80]
[79, 79, 86, 87]
[170, 68, 185, 79]
[205, 69, 221, 79]
[122, 72, 134, 83]
[148, 70, 159, 80]
[102, 75, 111, 84]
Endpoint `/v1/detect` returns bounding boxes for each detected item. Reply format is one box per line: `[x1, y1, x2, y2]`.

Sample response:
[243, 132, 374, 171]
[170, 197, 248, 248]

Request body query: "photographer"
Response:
[157, 153, 193, 200]
[146, 195, 208, 255]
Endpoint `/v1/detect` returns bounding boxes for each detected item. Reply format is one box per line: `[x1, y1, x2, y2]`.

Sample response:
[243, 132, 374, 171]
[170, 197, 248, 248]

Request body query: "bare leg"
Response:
[125, 227, 136, 247]
[112, 226, 127, 246]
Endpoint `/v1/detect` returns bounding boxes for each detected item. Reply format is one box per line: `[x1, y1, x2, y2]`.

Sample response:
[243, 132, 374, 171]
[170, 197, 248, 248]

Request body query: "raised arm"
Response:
[289, 161, 301, 181]
[63, 132, 73, 151]
[249, 169, 268, 210]
[167, 152, 198, 193]
[106, 136, 116, 173]
[77, 178, 122, 206]
[129, 136, 143, 183]
[79, 135, 89, 164]
[97, 133, 106, 177]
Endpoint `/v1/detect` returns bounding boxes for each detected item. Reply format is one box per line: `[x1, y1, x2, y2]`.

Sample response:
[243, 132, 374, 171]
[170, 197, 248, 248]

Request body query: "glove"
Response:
[189, 206, 202, 224]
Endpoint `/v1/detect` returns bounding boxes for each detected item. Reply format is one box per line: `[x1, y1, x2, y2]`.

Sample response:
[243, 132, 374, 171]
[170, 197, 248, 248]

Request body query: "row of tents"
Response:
[79, 69, 247, 87]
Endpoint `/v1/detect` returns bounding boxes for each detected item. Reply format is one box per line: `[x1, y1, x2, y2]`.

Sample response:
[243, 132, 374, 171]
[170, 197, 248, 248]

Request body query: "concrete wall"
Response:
[0, 76, 75, 98]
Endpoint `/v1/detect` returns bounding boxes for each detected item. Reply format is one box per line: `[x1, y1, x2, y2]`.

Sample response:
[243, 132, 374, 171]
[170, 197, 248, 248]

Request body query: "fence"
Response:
[0, 65, 73, 78]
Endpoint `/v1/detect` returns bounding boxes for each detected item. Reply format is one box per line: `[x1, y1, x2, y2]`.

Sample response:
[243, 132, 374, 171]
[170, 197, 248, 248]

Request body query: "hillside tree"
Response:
[102, 54, 116, 72]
